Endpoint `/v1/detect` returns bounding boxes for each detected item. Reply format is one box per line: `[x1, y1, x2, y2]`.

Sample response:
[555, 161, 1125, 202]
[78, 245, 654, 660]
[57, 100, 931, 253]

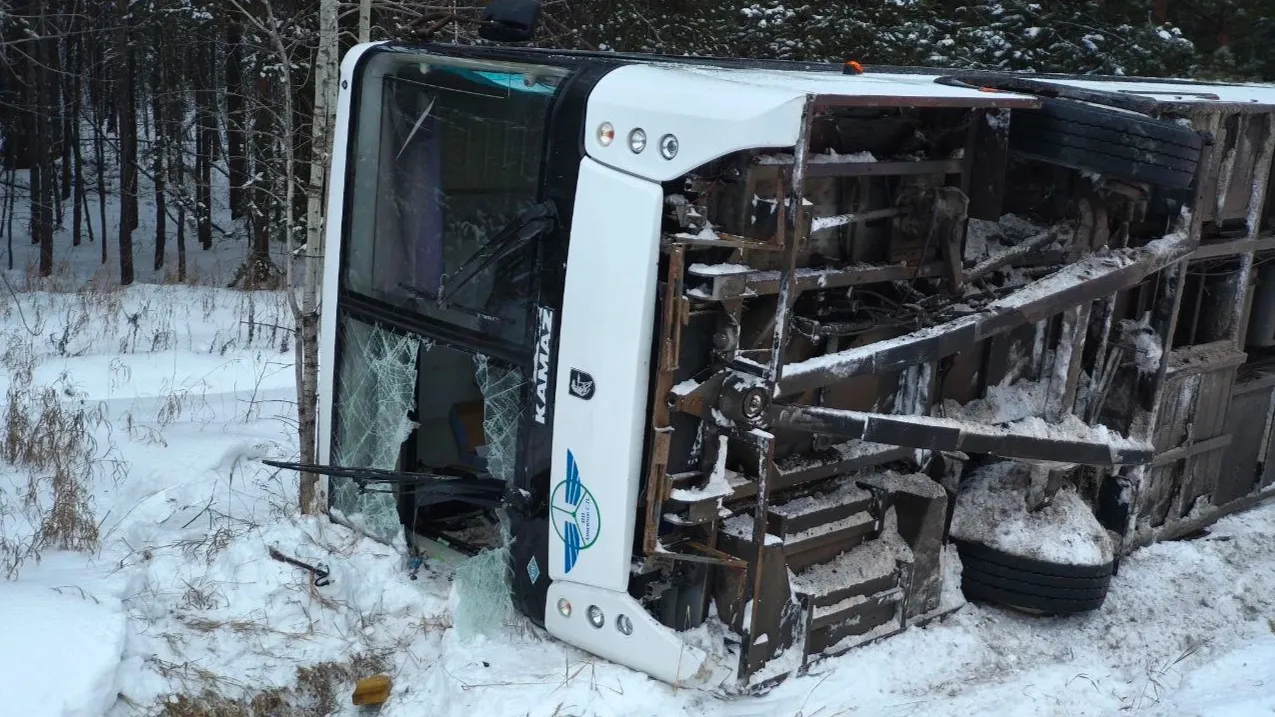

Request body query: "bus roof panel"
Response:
[675, 65, 1040, 108]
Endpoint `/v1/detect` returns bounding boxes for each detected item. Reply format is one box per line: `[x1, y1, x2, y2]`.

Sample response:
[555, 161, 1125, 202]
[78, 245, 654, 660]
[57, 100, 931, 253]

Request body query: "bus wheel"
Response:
[952, 538, 1114, 615]
[1009, 98, 1206, 191]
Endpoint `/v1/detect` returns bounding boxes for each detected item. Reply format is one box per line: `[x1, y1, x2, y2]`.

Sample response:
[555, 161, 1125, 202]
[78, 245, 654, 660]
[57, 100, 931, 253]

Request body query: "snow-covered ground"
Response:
[0, 284, 1271, 717]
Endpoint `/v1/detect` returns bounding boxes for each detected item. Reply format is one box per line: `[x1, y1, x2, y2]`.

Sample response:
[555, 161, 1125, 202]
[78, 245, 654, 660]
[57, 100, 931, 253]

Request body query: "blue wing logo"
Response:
[551, 450, 601, 574]
[563, 521, 582, 573]
[565, 450, 582, 504]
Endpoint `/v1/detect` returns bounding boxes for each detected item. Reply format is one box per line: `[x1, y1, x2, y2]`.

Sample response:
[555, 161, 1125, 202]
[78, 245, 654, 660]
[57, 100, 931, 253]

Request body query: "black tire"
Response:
[1009, 98, 1205, 191]
[952, 537, 1114, 615]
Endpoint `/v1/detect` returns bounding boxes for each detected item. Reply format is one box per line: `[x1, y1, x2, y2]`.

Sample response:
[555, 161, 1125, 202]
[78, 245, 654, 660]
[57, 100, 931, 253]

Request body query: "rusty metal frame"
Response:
[741, 428, 778, 676]
[775, 235, 1197, 398]
[640, 244, 694, 556]
[1117, 104, 1275, 551]
[685, 251, 1071, 302]
[730, 97, 819, 675]
[754, 156, 966, 178]
[765, 103, 814, 387]
[635, 78, 1275, 684]
[766, 403, 1153, 466]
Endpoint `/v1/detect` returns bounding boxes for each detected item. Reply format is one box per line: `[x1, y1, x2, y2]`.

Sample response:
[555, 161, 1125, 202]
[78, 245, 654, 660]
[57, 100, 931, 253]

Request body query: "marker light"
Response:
[659, 134, 680, 160]
[616, 614, 633, 635]
[557, 597, 572, 617]
[587, 605, 605, 628]
[628, 128, 647, 154]
[597, 122, 615, 146]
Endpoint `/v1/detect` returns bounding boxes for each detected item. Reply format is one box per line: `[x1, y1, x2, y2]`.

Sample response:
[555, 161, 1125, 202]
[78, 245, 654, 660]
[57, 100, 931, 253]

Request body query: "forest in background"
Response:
[3, 0, 1275, 290]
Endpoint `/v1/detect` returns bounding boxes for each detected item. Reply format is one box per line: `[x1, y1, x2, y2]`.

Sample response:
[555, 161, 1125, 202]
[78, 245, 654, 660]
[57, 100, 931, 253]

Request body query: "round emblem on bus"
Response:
[551, 450, 601, 573]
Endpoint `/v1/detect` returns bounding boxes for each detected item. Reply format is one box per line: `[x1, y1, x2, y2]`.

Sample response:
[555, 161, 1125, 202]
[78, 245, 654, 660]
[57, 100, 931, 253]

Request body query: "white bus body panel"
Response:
[545, 580, 729, 686]
[547, 157, 662, 592]
[581, 63, 805, 182]
[544, 161, 726, 684]
[317, 41, 386, 500]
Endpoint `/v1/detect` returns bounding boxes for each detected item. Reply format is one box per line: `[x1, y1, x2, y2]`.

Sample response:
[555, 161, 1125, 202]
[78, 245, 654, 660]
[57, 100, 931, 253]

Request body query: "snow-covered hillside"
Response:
[0, 282, 1270, 717]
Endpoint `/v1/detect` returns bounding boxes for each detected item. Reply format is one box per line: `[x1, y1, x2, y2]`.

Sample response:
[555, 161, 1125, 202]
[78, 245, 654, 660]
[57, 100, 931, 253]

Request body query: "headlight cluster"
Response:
[557, 597, 633, 636]
[596, 122, 679, 160]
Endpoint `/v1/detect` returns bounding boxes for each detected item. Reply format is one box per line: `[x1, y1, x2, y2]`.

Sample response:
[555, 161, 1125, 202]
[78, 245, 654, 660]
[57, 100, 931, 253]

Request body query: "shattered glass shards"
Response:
[473, 353, 525, 484]
[451, 536, 518, 640]
[330, 317, 427, 543]
[330, 313, 530, 545]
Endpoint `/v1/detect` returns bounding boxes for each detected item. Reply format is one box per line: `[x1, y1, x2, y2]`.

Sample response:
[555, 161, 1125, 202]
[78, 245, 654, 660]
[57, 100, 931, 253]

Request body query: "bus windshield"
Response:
[342, 54, 568, 348]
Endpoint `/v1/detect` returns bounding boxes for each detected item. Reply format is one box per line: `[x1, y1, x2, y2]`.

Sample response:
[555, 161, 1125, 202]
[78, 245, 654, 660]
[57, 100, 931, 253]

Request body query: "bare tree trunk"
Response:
[246, 68, 272, 286]
[170, 47, 188, 283]
[70, 13, 85, 248]
[32, 2, 55, 276]
[304, 0, 339, 513]
[152, 26, 166, 271]
[59, 18, 73, 206]
[174, 130, 187, 283]
[226, 21, 248, 220]
[177, 204, 187, 281]
[116, 0, 136, 285]
[90, 9, 107, 262]
[95, 109, 106, 262]
[27, 16, 41, 250]
[49, 10, 64, 233]
[4, 166, 14, 270]
[40, 22, 57, 272]
[196, 38, 215, 251]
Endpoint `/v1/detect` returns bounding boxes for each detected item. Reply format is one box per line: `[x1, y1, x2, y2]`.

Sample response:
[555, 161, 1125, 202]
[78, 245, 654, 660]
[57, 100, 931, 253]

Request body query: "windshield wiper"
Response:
[397, 283, 506, 324]
[262, 459, 508, 508]
[428, 201, 558, 307]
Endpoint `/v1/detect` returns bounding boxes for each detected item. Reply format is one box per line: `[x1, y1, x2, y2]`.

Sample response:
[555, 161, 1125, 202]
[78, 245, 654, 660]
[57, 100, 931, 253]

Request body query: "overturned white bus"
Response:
[268, 1, 1275, 690]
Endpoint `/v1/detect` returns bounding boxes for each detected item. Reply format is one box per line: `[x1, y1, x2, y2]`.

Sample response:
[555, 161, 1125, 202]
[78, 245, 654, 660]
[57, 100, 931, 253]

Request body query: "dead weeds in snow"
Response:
[1118, 636, 1211, 711]
[0, 334, 112, 577]
[146, 651, 391, 717]
[174, 614, 313, 642]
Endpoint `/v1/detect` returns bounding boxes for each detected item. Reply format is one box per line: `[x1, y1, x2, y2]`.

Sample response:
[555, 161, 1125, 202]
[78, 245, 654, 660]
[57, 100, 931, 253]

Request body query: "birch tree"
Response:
[297, 0, 339, 514]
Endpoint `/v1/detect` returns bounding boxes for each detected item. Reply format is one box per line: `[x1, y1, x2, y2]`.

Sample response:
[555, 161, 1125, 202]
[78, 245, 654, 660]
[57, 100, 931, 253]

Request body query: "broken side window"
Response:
[330, 313, 531, 545]
[473, 353, 525, 485]
[330, 317, 426, 543]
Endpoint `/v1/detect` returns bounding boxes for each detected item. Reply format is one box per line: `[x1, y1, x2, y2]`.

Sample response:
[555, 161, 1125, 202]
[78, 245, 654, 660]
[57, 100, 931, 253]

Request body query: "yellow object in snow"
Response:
[352, 674, 392, 706]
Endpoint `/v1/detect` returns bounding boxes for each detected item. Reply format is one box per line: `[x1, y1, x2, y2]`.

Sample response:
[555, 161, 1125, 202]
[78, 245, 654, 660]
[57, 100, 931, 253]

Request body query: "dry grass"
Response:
[0, 277, 289, 579]
[19, 255, 226, 293]
[0, 333, 106, 577]
[150, 651, 392, 717]
[1117, 637, 1210, 711]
